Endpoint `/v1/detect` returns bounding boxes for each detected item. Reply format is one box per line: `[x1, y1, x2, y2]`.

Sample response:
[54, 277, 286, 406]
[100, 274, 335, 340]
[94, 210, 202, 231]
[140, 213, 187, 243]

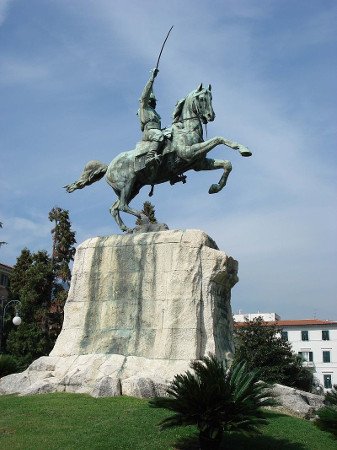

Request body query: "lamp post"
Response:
[0, 297, 22, 354]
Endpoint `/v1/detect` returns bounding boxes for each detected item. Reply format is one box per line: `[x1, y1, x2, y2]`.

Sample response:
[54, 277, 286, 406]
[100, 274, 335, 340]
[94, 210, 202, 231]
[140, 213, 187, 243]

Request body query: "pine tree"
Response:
[234, 317, 314, 392]
[136, 201, 158, 225]
[49, 207, 76, 283]
[48, 207, 76, 339]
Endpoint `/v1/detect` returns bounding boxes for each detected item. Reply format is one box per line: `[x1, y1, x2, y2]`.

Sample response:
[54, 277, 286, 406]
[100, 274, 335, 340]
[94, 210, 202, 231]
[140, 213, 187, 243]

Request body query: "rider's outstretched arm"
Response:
[140, 68, 159, 105]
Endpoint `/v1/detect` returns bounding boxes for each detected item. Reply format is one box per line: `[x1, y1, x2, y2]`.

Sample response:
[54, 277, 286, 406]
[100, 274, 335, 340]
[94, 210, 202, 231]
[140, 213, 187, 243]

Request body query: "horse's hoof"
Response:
[209, 184, 220, 194]
[240, 149, 252, 157]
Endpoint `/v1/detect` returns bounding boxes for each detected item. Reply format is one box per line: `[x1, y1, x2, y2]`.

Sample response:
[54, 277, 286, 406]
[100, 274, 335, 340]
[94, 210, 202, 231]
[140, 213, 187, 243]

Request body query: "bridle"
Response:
[180, 90, 211, 137]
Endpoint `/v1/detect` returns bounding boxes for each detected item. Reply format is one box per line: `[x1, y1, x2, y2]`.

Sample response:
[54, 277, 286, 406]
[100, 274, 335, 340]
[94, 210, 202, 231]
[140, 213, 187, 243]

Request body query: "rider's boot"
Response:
[145, 145, 162, 181]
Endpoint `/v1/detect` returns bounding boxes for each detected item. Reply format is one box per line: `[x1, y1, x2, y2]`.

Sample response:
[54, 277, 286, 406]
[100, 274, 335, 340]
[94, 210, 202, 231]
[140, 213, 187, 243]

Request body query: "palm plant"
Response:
[315, 384, 337, 438]
[149, 354, 276, 449]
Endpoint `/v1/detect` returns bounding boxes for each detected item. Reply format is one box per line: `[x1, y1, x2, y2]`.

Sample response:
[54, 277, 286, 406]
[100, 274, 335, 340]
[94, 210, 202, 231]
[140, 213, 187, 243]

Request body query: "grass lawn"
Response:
[0, 393, 336, 450]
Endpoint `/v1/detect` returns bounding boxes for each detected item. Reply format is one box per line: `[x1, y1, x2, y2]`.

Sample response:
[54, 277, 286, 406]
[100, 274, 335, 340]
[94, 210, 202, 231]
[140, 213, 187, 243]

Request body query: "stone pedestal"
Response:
[0, 230, 238, 398]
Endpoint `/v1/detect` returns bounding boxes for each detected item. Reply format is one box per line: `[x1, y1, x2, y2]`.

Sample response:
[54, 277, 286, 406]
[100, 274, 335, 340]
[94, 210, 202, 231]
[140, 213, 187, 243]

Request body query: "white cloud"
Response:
[0, 215, 52, 264]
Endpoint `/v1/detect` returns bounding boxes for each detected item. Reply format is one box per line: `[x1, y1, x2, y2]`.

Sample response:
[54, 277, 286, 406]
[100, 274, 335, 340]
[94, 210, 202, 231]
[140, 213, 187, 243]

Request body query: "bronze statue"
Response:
[65, 76, 252, 233]
[137, 68, 169, 178]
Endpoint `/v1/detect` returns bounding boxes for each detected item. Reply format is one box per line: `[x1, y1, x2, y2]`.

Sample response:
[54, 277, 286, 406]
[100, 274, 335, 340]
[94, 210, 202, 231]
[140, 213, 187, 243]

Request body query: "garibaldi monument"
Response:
[0, 30, 252, 398]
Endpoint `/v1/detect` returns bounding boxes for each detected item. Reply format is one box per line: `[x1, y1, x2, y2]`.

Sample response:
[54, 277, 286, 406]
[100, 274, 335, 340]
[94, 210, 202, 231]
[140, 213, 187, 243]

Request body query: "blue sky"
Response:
[0, 0, 336, 320]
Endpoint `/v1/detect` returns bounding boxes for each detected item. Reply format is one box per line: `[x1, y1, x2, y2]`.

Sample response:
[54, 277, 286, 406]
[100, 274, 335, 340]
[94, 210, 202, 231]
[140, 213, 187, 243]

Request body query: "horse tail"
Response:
[64, 160, 108, 193]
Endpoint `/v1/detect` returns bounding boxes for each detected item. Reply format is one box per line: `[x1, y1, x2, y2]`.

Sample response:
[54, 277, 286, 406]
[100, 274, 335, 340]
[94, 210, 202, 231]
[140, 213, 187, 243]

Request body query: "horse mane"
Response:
[172, 98, 186, 123]
[172, 85, 209, 123]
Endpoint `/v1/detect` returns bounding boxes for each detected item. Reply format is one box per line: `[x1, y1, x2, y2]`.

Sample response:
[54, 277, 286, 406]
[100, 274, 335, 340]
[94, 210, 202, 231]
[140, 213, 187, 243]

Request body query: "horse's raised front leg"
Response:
[193, 158, 232, 194]
[180, 137, 252, 160]
[220, 138, 252, 157]
[180, 137, 224, 160]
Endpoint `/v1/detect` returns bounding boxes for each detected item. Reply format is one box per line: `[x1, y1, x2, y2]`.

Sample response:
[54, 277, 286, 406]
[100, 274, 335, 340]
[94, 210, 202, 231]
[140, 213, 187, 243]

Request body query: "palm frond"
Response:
[150, 353, 275, 447]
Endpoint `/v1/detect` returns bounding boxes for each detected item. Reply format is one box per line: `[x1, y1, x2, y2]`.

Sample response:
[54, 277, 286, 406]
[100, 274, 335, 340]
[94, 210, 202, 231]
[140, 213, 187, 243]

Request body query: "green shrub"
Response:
[6, 323, 52, 363]
[315, 407, 337, 438]
[315, 384, 337, 438]
[150, 354, 276, 449]
[0, 354, 21, 377]
[325, 384, 337, 406]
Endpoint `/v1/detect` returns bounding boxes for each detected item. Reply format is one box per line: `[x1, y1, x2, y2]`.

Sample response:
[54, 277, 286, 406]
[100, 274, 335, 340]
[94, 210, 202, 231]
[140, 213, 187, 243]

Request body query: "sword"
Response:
[155, 25, 174, 71]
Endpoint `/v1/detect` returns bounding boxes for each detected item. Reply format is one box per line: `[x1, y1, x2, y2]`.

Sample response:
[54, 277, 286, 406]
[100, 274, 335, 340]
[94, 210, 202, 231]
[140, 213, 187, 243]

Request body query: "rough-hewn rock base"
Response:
[0, 230, 238, 398]
[0, 354, 184, 397]
[270, 384, 324, 419]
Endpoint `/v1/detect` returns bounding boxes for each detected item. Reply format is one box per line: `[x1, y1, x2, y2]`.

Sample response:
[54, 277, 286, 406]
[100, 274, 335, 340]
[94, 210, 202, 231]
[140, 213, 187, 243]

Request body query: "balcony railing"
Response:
[302, 361, 315, 368]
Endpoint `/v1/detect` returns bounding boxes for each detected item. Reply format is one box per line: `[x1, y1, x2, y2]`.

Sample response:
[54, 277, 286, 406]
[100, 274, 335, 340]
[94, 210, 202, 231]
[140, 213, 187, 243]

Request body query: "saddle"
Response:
[134, 135, 174, 173]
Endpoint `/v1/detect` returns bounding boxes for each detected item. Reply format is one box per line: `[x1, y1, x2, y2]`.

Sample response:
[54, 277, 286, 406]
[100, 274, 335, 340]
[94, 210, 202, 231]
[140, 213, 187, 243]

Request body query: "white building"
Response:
[234, 312, 280, 322]
[233, 312, 337, 391]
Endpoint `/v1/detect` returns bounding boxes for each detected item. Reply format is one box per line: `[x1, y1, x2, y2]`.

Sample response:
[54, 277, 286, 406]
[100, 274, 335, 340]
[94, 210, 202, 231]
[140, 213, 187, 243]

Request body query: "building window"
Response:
[0, 273, 9, 287]
[301, 330, 309, 341]
[324, 374, 332, 389]
[322, 330, 330, 341]
[298, 351, 313, 362]
[281, 331, 288, 341]
[323, 351, 331, 363]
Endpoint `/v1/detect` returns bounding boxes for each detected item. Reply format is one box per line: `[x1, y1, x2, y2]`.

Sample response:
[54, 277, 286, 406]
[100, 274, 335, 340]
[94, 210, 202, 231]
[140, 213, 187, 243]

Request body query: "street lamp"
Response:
[0, 297, 22, 353]
[12, 315, 22, 326]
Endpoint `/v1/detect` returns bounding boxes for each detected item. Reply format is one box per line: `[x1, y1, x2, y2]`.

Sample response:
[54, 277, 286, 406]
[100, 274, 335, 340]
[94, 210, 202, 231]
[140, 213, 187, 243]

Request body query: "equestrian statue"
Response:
[64, 65, 252, 233]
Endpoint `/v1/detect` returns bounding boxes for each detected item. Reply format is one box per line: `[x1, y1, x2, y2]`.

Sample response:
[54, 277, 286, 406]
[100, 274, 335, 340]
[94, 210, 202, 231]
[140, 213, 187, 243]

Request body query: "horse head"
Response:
[173, 84, 215, 125]
[190, 83, 215, 124]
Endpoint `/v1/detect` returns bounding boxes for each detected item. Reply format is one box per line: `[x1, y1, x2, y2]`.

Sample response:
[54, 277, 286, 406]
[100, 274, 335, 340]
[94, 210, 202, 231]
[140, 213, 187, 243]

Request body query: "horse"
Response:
[65, 83, 252, 232]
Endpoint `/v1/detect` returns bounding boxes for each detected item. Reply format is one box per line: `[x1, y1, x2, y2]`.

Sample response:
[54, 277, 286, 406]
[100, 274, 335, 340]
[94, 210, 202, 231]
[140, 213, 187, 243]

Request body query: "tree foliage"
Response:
[6, 249, 54, 361]
[49, 207, 76, 283]
[150, 354, 275, 449]
[9, 249, 53, 324]
[4, 208, 76, 363]
[233, 317, 314, 392]
[6, 323, 51, 364]
[136, 201, 158, 225]
[48, 207, 76, 340]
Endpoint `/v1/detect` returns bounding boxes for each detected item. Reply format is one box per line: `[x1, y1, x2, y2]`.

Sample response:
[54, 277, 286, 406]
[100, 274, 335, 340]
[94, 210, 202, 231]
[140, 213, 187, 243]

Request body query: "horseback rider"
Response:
[138, 68, 170, 176]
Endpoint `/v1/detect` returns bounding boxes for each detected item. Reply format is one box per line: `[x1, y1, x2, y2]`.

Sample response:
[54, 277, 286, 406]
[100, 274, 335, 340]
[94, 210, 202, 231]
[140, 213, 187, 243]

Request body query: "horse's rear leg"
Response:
[208, 160, 232, 194]
[118, 182, 147, 228]
[109, 199, 130, 233]
[194, 158, 232, 194]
